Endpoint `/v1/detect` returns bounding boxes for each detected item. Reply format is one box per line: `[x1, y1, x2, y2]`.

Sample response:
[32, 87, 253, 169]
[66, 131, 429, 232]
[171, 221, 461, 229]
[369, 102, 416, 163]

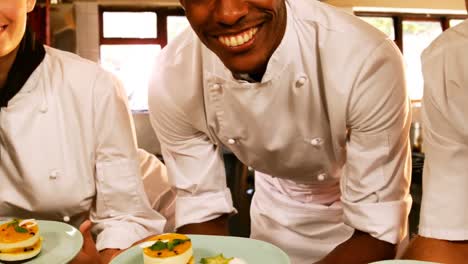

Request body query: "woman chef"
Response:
[0, 0, 173, 263]
[148, 0, 412, 263]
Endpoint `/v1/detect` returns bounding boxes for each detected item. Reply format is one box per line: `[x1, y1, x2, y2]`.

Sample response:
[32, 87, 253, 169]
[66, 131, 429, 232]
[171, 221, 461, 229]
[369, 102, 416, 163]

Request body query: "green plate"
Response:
[0, 220, 83, 264]
[110, 235, 290, 264]
[370, 260, 441, 264]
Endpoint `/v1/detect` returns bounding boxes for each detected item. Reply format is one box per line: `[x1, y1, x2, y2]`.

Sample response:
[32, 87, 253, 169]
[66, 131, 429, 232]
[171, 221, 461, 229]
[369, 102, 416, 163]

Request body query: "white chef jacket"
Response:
[0, 46, 168, 251]
[149, 0, 412, 262]
[138, 148, 176, 232]
[419, 19, 468, 241]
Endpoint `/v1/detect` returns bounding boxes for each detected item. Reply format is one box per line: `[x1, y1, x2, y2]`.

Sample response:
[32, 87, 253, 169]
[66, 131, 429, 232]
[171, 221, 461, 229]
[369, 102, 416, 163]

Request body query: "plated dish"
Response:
[111, 234, 290, 264]
[0, 219, 42, 261]
[139, 233, 194, 264]
[0, 219, 83, 264]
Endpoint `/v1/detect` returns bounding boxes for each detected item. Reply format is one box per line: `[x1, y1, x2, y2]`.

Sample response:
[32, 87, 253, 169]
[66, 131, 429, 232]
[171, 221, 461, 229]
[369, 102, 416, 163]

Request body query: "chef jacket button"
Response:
[296, 76, 307, 87]
[212, 84, 221, 91]
[49, 170, 59, 180]
[310, 137, 324, 147]
[317, 173, 327, 181]
[63, 216, 70, 222]
[227, 138, 236, 145]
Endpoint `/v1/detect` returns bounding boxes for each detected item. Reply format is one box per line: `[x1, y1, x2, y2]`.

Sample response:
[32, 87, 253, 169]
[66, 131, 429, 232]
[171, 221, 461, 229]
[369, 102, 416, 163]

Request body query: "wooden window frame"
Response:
[355, 12, 467, 52]
[98, 6, 185, 48]
[355, 12, 467, 103]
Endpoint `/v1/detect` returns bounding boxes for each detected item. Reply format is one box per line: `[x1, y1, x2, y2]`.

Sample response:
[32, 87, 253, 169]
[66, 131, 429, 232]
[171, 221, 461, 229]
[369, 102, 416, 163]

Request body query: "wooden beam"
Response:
[45, 0, 51, 45]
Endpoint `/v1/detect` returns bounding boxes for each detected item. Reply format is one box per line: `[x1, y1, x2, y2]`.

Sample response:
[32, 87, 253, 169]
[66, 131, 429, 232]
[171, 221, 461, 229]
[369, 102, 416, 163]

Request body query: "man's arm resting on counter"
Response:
[402, 235, 468, 263]
[315, 230, 396, 264]
[176, 214, 230, 236]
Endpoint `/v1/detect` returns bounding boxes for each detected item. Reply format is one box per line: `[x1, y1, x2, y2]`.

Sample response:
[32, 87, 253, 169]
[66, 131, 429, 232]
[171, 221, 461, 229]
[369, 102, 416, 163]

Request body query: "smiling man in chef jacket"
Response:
[148, 0, 412, 263]
[402, 1, 468, 263]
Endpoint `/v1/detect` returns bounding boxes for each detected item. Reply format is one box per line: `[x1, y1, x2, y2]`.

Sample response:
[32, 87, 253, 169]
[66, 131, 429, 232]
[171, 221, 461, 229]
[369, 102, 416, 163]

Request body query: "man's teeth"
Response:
[218, 27, 258, 47]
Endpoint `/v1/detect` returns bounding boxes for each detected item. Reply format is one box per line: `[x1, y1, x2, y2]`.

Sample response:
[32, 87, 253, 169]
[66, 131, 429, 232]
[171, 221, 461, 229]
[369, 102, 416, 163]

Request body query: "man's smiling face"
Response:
[180, 0, 287, 77]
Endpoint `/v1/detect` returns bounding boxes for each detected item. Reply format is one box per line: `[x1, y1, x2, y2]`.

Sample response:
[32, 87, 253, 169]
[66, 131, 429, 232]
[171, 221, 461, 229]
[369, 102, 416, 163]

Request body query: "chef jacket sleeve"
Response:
[138, 148, 176, 233]
[417, 43, 468, 241]
[341, 39, 412, 244]
[148, 65, 236, 230]
[90, 70, 167, 251]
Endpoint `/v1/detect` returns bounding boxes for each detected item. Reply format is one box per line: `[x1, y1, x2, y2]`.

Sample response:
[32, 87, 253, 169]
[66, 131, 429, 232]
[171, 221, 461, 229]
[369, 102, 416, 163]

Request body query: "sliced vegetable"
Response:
[200, 254, 234, 264]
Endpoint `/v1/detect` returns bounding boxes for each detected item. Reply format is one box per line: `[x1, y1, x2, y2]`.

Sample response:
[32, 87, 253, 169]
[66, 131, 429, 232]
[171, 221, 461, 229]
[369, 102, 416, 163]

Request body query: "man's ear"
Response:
[26, 0, 37, 13]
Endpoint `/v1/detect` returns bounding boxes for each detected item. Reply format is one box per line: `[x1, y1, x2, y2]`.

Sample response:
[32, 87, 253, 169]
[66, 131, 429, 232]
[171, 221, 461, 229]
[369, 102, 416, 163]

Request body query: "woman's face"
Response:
[0, 0, 36, 58]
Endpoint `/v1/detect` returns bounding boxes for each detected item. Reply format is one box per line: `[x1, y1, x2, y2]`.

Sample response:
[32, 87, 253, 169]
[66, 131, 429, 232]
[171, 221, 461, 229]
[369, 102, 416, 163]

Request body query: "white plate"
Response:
[0, 220, 83, 264]
[111, 234, 290, 264]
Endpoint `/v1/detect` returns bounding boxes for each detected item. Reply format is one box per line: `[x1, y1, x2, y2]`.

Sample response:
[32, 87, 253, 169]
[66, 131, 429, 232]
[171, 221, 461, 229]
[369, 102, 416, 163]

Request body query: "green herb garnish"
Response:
[6, 219, 19, 228]
[14, 225, 28, 233]
[149, 238, 191, 251]
[150, 241, 167, 251]
[6, 219, 29, 233]
[167, 239, 189, 251]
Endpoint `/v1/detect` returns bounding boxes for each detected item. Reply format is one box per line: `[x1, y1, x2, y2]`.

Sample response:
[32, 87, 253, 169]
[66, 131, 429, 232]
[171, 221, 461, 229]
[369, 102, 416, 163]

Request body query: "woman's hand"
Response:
[100, 248, 121, 263]
[69, 220, 103, 264]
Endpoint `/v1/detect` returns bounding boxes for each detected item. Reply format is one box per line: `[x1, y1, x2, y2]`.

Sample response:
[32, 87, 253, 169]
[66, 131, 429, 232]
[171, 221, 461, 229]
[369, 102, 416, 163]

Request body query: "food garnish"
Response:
[148, 239, 191, 251]
[200, 254, 233, 264]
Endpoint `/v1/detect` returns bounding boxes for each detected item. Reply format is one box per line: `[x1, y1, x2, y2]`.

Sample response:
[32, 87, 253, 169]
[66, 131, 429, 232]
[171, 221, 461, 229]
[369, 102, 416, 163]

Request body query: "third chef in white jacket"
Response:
[403, 4, 468, 263]
[149, 0, 412, 263]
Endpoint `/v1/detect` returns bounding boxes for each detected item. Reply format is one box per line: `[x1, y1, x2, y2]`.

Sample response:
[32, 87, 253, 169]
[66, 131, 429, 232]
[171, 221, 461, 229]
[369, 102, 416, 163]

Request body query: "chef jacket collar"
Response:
[0, 28, 46, 107]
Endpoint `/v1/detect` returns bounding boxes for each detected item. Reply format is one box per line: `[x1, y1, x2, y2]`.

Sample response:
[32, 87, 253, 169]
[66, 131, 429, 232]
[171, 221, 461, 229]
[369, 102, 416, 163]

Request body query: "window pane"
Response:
[403, 21, 442, 100]
[100, 45, 161, 110]
[167, 16, 190, 42]
[450, 19, 465, 27]
[103, 12, 157, 38]
[359, 17, 395, 40]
